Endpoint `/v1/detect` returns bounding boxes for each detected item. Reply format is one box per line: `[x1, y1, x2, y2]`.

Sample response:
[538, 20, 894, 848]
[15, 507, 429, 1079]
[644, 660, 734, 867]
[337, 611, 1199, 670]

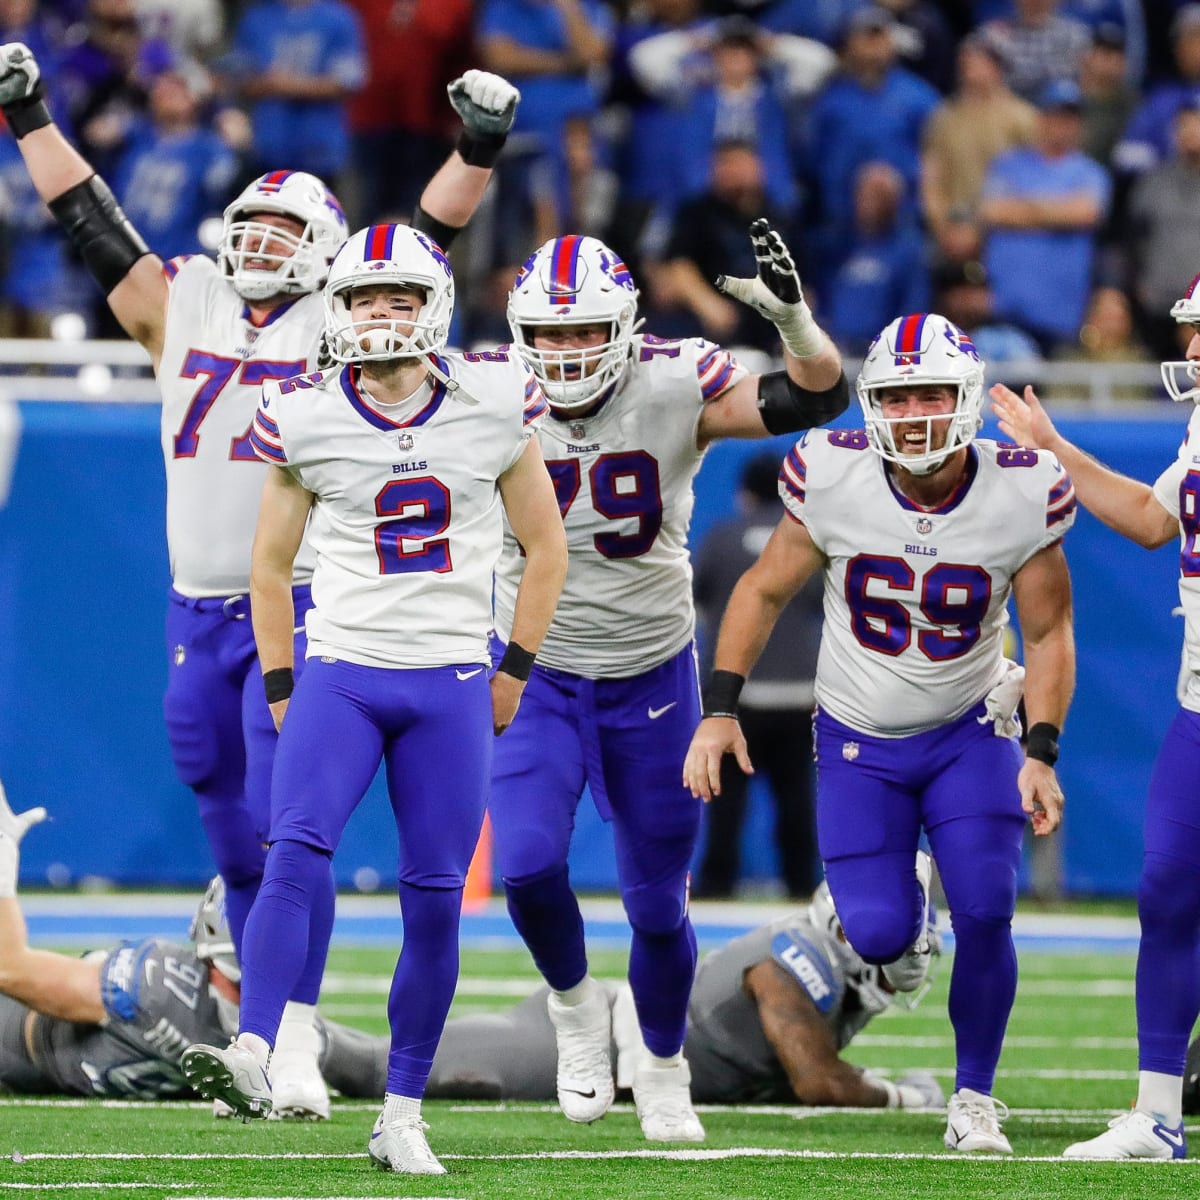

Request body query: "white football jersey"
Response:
[252, 350, 544, 668]
[782, 431, 1076, 736]
[1152, 405, 1200, 712]
[493, 335, 747, 678]
[158, 255, 323, 597]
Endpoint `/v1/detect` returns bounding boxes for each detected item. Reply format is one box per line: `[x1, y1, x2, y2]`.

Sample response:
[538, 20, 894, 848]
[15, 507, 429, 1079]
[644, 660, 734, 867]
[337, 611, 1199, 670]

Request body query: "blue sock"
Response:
[238, 839, 331, 1046]
[1136, 851, 1200, 1075]
[503, 866, 587, 992]
[629, 918, 696, 1058]
[386, 883, 464, 1097]
[947, 910, 1016, 1094]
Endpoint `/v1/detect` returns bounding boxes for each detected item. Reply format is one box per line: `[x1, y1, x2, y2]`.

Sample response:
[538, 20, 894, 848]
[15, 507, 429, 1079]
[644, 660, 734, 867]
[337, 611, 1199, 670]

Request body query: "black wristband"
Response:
[1025, 722, 1060, 767]
[263, 667, 294, 704]
[497, 640, 535, 682]
[455, 127, 507, 168]
[3, 90, 51, 139]
[702, 669, 745, 719]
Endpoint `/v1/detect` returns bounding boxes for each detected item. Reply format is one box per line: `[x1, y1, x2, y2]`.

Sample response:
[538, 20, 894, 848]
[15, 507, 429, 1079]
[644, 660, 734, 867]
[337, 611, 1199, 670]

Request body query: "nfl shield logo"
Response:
[842, 741, 860, 762]
[397, 432, 414, 451]
[916, 517, 933, 535]
[570, 421, 587, 440]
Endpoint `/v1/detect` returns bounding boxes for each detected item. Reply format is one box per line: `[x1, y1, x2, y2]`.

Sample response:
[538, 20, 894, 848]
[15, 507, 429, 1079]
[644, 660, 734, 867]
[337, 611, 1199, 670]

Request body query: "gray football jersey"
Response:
[683, 910, 878, 1102]
[31, 939, 233, 1098]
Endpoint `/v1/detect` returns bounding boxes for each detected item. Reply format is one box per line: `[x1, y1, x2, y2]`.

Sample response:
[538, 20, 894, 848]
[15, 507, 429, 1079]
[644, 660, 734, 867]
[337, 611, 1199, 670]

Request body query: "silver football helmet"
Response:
[808, 881, 892, 1016]
[857, 313, 985, 476]
[322, 223, 454, 365]
[1162, 272, 1200, 402]
[507, 235, 640, 411]
[217, 170, 348, 302]
[188, 875, 240, 983]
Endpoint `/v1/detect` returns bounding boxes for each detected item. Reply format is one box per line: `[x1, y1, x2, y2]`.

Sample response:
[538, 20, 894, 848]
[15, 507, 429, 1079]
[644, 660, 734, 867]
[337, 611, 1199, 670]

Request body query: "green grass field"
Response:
[3, 938, 1196, 1200]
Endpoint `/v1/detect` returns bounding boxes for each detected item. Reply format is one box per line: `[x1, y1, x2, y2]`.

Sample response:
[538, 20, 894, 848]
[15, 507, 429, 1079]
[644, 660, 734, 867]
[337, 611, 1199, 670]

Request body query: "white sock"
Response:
[382, 1093, 422, 1123]
[555, 977, 595, 1006]
[645, 1050, 682, 1069]
[1136, 1070, 1183, 1126]
[235, 1032, 271, 1070]
[275, 1002, 320, 1056]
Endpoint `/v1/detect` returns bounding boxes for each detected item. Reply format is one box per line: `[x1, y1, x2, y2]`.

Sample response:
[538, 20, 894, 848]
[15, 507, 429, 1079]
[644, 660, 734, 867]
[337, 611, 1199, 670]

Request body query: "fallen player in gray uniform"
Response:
[426, 882, 945, 1109]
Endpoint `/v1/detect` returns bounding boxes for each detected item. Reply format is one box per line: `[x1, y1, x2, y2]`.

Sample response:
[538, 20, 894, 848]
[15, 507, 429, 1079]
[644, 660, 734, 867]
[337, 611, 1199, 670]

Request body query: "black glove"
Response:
[0, 42, 52, 139]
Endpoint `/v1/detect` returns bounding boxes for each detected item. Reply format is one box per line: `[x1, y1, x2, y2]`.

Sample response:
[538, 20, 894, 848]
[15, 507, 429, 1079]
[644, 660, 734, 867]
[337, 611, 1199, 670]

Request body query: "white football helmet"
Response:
[323, 224, 454, 365]
[507, 235, 641, 411]
[217, 170, 348, 302]
[857, 313, 985, 476]
[189, 875, 240, 983]
[1162, 272, 1200, 402]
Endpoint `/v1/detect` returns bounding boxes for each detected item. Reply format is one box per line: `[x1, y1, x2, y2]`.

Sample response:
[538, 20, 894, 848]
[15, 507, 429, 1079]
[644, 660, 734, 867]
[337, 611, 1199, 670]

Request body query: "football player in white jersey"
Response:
[181, 223, 567, 1176]
[0, 43, 520, 1116]
[992, 277, 1200, 1162]
[685, 311, 1077, 1155]
[491, 220, 848, 1141]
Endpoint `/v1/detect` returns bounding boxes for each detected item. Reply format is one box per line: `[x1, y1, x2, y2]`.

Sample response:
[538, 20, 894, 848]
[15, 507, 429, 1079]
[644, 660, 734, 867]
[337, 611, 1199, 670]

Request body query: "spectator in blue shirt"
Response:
[980, 78, 1111, 353]
[479, 0, 612, 262]
[225, 0, 365, 183]
[112, 68, 237, 258]
[802, 5, 939, 259]
[820, 160, 929, 355]
[1113, 5, 1200, 177]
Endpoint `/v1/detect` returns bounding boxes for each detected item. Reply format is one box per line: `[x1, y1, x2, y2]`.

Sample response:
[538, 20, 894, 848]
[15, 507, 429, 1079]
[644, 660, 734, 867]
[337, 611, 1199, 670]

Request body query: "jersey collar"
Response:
[339, 359, 448, 430]
[884, 444, 979, 515]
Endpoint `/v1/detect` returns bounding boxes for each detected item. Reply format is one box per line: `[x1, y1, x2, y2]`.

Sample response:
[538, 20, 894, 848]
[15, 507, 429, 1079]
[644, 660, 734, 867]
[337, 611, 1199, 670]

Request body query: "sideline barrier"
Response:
[0, 396, 1185, 894]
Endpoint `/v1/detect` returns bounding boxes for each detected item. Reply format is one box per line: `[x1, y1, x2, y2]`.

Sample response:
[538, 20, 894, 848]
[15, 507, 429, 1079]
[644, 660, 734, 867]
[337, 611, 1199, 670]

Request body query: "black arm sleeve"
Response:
[411, 204, 461, 251]
[756, 369, 850, 435]
[47, 175, 150, 295]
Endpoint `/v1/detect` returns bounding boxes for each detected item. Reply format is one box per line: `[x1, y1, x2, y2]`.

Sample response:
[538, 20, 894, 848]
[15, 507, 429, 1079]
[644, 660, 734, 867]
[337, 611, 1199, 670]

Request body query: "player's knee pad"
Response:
[623, 882, 688, 938]
[836, 897, 913, 965]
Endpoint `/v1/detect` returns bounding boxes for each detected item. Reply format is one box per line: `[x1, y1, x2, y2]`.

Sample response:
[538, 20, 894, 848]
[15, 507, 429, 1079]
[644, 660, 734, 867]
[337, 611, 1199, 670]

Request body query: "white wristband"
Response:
[879, 1078, 900, 1108]
[774, 300, 826, 360]
[0, 835, 18, 899]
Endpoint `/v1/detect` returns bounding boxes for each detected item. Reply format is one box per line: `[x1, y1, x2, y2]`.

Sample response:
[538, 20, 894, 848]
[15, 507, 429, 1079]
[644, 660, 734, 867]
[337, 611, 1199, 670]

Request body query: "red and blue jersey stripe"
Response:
[696, 345, 738, 401]
[523, 372, 548, 426]
[780, 446, 807, 509]
[250, 408, 286, 465]
[1046, 470, 1077, 528]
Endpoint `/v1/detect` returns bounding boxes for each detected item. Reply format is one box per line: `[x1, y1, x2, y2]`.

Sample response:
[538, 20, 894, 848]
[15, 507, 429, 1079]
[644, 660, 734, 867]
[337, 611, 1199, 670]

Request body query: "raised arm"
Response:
[411, 70, 520, 246]
[0, 43, 166, 361]
[682, 513, 824, 799]
[249, 466, 315, 731]
[698, 219, 848, 447]
[0, 785, 105, 1023]
[494, 437, 568, 734]
[991, 383, 1178, 549]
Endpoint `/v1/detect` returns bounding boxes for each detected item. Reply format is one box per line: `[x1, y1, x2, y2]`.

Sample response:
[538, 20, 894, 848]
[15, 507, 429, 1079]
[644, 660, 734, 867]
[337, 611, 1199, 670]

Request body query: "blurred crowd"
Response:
[0, 0, 1192, 391]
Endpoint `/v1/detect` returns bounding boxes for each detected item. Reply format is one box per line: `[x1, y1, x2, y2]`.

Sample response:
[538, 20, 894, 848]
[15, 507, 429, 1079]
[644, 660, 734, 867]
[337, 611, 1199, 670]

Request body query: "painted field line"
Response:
[855, 1035, 1138, 1049]
[12, 1149, 1199, 1166]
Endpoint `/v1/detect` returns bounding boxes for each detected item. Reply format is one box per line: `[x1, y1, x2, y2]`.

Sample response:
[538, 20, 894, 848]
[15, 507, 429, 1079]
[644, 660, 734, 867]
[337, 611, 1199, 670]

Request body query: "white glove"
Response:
[716, 217, 825, 358]
[895, 1070, 946, 1109]
[978, 659, 1025, 738]
[448, 69, 520, 139]
[0, 42, 42, 108]
[0, 779, 47, 898]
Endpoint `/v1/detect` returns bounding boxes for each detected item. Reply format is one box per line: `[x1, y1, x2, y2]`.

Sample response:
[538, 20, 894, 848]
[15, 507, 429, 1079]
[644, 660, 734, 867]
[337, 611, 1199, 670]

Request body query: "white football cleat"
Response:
[883, 849, 939, 995]
[944, 1088, 1012, 1153]
[547, 978, 615, 1123]
[633, 1058, 705, 1143]
[1062, 1109, 1187, 1160]
[367, 1111, 446, 1175]
[267, 1022, 330, 1121]
[182, 1042, 272, 1120]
